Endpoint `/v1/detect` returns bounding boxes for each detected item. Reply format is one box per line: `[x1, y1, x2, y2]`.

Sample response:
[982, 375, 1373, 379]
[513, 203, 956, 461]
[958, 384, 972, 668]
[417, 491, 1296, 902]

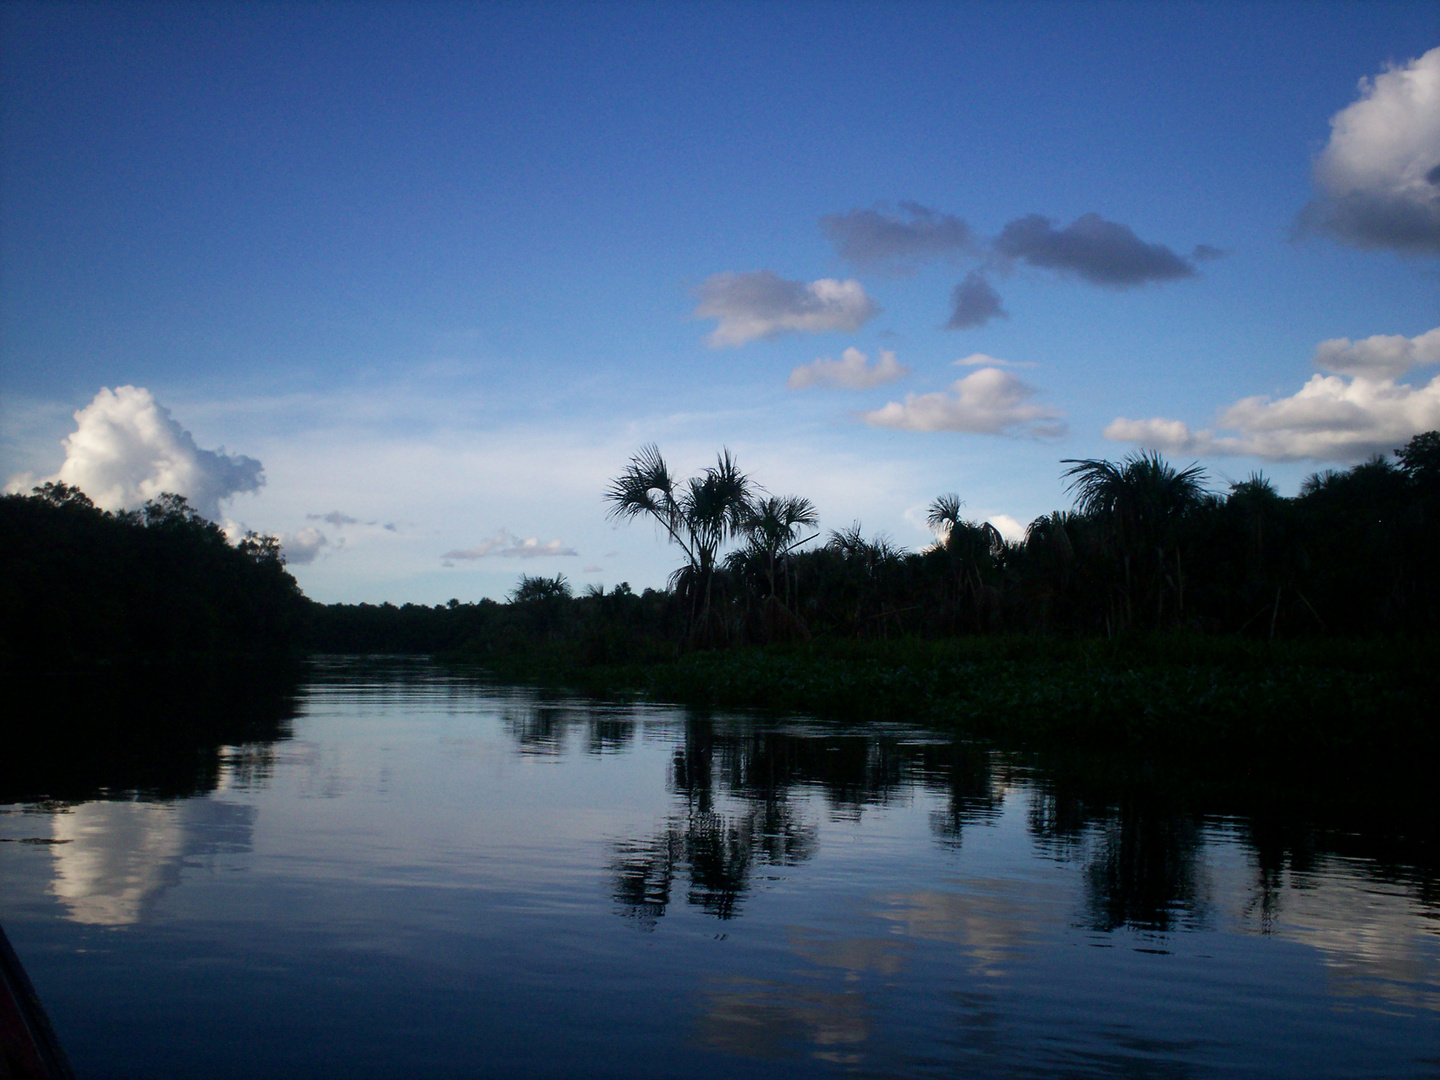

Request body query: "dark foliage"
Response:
[2, 660, 303, 803]
[13, 432, 1438, 723]
[305, 582, 684, 667]
[303, 432, 1440, 664]
[0, 484, 304, 669]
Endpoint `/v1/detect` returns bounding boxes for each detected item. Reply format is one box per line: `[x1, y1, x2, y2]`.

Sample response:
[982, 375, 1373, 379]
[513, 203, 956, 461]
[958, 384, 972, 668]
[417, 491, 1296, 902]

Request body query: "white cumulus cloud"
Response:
[1104, 417, 1199, 452]
[1106, 328, 1440, 462]
[1312, 326, 1440, 379]
[986, 514, 1027, 543]
[953, 353, 1037, 370]
[863, 367, 1065, 437]
[442, 528, 578, 561]
[282, 526, 329, 565]
[694, 271, 879, 347]
[788, 347, 908, 390]
[1300, 46, 1440, 254]
[15, 385, 264, 519]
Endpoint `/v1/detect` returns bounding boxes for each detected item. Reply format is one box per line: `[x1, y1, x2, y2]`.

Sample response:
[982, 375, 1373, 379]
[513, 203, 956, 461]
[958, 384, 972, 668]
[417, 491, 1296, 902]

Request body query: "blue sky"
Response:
[3, 2, 1438, 602]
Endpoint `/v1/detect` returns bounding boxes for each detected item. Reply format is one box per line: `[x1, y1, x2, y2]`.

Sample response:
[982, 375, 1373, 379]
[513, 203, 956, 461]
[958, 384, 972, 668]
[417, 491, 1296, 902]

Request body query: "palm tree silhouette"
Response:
[606, 444, 755, 643]
[1063, 453, 1208, 631]
[738, 495, 819, 604]
[824, 524, 904, 636]
[1022, 510, 1080, 633]
[926, 493, 1005, 632]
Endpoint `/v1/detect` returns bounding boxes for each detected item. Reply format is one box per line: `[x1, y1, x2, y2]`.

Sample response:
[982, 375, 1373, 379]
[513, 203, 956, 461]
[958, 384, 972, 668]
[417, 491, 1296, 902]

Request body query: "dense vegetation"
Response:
[0, 482, 304, 669]
[309, 431, 1440, 655]
[5, 435, 1438, 756]
[289, 435, 1440, 758]
[574, 635, 1437, 761]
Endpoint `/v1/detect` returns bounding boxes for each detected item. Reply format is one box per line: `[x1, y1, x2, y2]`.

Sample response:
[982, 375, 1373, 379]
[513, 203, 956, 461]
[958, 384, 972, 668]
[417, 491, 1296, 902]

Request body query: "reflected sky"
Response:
[47, 798, 255, 926]
[1, 658, 1437, 1078]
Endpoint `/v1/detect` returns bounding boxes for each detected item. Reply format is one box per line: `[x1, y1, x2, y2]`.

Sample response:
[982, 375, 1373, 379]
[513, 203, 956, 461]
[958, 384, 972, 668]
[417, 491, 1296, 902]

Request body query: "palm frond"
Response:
[927, 493, 963, 534]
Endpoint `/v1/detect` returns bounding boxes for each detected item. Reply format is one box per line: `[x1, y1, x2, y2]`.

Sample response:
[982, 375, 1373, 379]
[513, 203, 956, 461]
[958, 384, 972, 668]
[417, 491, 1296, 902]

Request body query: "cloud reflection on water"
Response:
[876, 883, 1054, 979]
[1247, 868, 1440, 1012]
[698, 977, 872, 1064]
[48, 797, 255, 926]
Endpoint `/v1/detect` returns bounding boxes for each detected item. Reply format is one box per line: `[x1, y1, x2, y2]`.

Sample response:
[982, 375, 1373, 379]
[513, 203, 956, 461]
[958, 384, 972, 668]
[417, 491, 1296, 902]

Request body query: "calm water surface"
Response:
[2, 658, 1437, 1078]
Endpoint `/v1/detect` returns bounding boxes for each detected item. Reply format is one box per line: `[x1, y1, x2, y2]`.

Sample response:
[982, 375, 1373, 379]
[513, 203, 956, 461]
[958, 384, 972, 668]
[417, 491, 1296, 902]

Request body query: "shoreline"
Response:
[442, 634, 1440, 762]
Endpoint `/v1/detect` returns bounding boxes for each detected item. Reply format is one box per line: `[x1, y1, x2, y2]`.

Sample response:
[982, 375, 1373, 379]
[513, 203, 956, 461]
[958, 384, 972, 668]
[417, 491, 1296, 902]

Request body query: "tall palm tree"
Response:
[740, 494, 819, 605]
[1222, 474, 1301, 637]
[606, 445, 755, 640]
[724, 494, 819, 642]
[1022, 511, 1078, 633]
[824, 524, 904, 636]
[604, 443, 690, 556]
[1062, 452, 1208, 630]
[926, 493, 1004, 631]
[926, 493, 964, 540]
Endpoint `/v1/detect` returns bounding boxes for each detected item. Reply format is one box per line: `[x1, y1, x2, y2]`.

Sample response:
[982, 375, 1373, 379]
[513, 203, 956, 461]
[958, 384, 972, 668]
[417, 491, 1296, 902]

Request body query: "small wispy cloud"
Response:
[308, 510, 361, 527]
[694, 271, 879, 347]
[788, 347, 909, 390]
[442, 528, 578, 561]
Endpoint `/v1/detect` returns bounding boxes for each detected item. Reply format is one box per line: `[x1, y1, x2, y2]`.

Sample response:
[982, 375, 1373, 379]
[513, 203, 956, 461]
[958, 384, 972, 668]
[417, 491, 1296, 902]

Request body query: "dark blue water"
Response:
[2, 659, 1437, 1078]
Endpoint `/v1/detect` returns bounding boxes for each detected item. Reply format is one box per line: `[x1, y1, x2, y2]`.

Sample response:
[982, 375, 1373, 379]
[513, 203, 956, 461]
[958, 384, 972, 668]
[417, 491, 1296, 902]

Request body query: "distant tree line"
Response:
[304, 581, 681, 663]
[7, 432, 1439, 669]
[1, 483, 303, 669]
[777, 432, 1440, 642]
[307, 431, 1440, 659]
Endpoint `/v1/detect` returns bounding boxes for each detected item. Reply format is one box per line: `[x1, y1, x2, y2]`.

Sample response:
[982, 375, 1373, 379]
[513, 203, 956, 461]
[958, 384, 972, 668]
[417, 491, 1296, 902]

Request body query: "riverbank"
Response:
[448, 634, 1440, 762]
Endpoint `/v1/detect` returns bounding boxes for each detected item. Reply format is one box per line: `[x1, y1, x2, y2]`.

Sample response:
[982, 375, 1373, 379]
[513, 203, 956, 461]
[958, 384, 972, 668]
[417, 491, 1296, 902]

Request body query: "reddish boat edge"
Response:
[0, 924, 76, 1080]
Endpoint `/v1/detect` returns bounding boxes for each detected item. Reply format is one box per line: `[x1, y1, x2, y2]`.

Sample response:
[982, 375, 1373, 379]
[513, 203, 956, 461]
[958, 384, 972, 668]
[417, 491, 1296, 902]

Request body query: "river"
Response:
[1, 657, 1436, 1078]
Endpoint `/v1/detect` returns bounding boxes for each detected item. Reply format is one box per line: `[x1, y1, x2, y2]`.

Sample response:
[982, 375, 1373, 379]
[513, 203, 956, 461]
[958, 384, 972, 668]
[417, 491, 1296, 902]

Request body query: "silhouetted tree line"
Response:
[305, 578, 683, 660]
[784, 431, 1440, 641]
[10, 432, 1437, 667]
[0, 483, 304, 668]
[312, 431, 1440, 658]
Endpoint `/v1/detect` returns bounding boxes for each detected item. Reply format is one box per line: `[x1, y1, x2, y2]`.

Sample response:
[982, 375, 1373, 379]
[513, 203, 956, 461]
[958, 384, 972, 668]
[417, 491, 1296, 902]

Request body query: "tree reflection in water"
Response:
[5, 664, 1435, 1077]
[615, 717, 821, 925]
[608, 717, 1041, 929]
[543, 702, 1439, 941]
[501, 701, 639, 756]
[917, 741, 1008, 848]
[2, 662, 302, 805]
[1081, 808, 1206, 933]
[1028, 774, 1206, 933]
